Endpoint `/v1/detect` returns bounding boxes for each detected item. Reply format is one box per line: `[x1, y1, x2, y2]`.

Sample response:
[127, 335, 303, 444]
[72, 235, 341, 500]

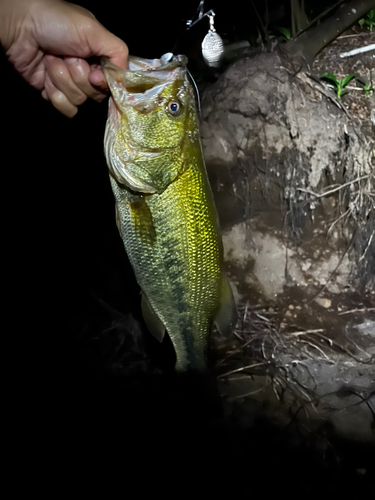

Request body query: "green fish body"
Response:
[102, 54, 236, 371]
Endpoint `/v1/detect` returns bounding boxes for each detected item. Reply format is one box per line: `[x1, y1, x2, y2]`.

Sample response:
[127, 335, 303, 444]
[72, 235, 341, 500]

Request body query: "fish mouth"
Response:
[102, 53, 201, 118]
[101, 53, 188, 99]
[101, 53, 188, 84]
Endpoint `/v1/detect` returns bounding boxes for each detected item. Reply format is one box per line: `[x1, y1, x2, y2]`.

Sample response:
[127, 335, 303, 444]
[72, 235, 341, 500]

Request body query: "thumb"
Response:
[90, 23, 129, 69]
[87, 27, 129, 88]
[102, 34, 129, 70]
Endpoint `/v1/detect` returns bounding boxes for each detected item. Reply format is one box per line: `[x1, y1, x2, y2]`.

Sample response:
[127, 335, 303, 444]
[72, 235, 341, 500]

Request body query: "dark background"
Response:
[4, 0, 347, 372]
[3, 0, 373, 492]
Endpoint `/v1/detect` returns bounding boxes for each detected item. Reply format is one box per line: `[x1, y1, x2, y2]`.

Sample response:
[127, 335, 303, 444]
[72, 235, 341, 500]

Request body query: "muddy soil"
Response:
[201, 25, 375, 448]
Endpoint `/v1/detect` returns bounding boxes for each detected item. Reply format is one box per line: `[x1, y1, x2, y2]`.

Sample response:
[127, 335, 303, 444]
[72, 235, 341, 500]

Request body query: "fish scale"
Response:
[111, 160, 220, 370]
[103, 54, 237, 371]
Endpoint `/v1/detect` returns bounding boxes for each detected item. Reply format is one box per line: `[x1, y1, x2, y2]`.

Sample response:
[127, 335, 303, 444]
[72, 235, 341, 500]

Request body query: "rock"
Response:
[314, 297, 332, 308]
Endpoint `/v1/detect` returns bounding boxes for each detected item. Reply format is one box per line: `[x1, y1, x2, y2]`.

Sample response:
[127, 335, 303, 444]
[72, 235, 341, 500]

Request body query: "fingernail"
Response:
[65, 58, 79, 65]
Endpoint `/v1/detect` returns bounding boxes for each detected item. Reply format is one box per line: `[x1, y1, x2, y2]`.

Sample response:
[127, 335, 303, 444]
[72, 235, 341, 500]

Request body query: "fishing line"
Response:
[187, 67, 201, 115]
[171, 0, 224, 67]
[171, 0, 205, 55]
[170, 1, 224, 115]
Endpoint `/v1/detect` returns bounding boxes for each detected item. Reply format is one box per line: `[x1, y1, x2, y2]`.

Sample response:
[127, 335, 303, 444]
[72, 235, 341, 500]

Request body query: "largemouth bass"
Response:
[102, 53, 236, 371]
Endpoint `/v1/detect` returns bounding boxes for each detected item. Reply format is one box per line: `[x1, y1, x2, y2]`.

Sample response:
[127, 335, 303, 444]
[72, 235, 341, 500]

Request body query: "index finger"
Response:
[65, 57, 108, 100]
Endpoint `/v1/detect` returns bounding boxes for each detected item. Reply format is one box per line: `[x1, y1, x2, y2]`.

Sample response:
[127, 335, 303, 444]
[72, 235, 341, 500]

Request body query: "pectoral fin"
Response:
[129, 196, 156, 243]
[214, 274, 238, 338]
[141, 293, 166, 342]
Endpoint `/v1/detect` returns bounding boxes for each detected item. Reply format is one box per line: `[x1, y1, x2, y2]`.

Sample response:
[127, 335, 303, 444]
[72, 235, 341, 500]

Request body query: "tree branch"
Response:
[285, 0, 375, 67]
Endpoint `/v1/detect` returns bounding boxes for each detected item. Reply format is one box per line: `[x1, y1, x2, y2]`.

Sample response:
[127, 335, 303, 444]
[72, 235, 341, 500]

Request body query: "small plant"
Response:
[358, 9, 375, 31]
[320, 73, 356, 98]
[355, 75, 374, 97]
[276, 26, 291, 40]
[362, 83, 374, 97]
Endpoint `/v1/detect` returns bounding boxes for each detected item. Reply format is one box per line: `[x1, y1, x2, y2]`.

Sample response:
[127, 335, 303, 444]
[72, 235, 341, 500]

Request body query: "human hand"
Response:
[0, 0, 128, 117]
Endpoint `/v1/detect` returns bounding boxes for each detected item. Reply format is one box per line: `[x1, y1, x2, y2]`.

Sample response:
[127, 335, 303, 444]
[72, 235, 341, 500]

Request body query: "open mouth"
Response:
[101, 55, 187, 91]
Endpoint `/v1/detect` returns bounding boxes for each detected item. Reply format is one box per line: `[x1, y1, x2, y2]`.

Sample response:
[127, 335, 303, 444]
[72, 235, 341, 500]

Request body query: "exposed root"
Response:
[338, 307, 375, 315]
[216, 303, 375, 447]
[297, 174, 373, 199]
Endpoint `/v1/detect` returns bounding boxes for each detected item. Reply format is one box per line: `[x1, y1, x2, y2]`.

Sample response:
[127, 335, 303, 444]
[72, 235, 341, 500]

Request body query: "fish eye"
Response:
[166, 99, 181, 117]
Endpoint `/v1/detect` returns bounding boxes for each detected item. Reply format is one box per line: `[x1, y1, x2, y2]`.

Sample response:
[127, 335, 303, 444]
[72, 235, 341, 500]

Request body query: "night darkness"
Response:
[3, 0, 373, 493]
